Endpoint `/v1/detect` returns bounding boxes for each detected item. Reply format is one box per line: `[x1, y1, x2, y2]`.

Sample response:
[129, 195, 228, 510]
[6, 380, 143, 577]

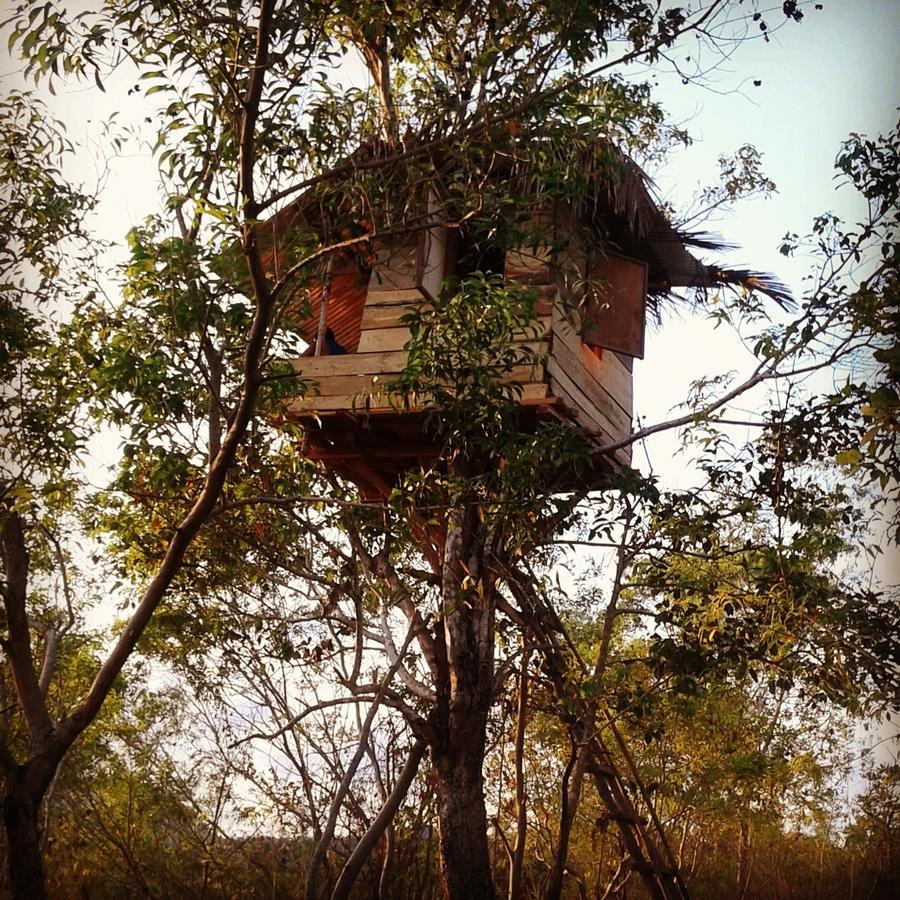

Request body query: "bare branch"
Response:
[330, 739, 428, 900]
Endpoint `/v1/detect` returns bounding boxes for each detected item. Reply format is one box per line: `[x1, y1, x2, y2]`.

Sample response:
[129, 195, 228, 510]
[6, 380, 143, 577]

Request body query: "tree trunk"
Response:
[507, 646, 531, 900]
[432, 741, 495, 900]
[3, 777, 46, 900]
[545, 742, 589, 900]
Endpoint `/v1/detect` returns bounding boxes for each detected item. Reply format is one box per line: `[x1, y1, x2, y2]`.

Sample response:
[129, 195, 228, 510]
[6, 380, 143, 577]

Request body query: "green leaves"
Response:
[0, 92, 94, 280]
[632, 464, 897, 712]
[835, 448, 863, 467]
[400, 272, 542, 448]
[392, 271, 588, 546]
[836, 126, 900, 216]
[0, 93, 101, 500]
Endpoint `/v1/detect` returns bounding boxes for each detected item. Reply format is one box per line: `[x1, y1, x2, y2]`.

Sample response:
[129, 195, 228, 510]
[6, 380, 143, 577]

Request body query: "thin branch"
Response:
[330, 739, 428, 900]
[508, 642, 532, 900]
[304, 625, 418, 900]
[379, 594, 435, 704]
[36, 524, 77, 698]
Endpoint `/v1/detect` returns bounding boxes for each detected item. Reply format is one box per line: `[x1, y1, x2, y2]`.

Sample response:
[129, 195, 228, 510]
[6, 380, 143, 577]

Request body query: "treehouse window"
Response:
[452, 228, 506, 281]
[580, 252, 648, 359]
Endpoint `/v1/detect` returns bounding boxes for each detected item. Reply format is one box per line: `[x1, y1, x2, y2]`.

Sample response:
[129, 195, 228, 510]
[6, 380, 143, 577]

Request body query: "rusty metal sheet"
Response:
[297, 268, 370, 354]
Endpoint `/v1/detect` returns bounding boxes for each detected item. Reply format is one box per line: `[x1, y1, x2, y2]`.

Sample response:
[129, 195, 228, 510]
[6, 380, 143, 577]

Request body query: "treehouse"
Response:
[267, 152, 788, 501]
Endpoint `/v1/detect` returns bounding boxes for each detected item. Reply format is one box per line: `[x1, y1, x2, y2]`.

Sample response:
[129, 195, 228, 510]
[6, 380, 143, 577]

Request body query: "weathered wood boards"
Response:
[289, 295, 633, 464]
[287, 227, 639, 487]
[581, 253, 648, 359]
[547, 303, 633, 466]
[285, 366, 550, 413]
[288, 346, 551, 413]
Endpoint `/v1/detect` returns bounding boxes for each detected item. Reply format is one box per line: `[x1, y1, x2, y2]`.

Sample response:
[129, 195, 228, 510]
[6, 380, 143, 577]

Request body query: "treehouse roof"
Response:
[255, 139, 790, 351]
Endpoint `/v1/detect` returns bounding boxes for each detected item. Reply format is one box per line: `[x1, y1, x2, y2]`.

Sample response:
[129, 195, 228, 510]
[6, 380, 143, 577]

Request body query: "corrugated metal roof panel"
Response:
[298, 268, 369, 354]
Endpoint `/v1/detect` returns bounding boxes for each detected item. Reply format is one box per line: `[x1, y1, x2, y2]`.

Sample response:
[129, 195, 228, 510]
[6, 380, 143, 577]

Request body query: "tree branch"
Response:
[1, 511, 53, 742]
[330, 738, 427, 900]
[57, 0, 279, 750]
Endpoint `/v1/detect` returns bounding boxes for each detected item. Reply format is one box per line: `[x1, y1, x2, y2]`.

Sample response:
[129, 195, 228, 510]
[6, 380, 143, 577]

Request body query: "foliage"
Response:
[0, 2, 896, 899]
[0, 91, 98, 489]
[397, 273, 587, 545]
[771, 125, 899, 531]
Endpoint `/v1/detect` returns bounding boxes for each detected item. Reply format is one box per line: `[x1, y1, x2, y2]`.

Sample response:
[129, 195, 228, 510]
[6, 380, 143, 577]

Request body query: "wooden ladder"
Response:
[509, 585, 689, 899]
[583, 729, 689, 900]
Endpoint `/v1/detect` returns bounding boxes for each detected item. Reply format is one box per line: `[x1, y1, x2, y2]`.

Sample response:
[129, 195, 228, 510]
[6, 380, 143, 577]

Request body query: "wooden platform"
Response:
[287, 300, 633, 498]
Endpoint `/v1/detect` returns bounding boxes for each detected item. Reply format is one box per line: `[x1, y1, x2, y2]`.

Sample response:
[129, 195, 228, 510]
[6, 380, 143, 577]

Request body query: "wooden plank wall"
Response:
[288, 223, 636, 474]
[506, 230, 635, 467]
[288, 272, 552, 414]
[287, 277, 418, 413]
[289, 245, 423, 412]
[548, 305, 633, 466]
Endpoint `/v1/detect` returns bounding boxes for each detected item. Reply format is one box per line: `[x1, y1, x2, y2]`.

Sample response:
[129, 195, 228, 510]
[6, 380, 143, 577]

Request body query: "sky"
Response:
[631, 0, 899, 579]
[2, 0, 898, 755]
[631, 0, 900, 764]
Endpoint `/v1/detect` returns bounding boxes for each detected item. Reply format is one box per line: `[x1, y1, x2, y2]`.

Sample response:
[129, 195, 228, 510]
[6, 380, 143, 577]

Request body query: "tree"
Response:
[1, 4, 299, 891]
[845, 761, 900, 899]
[2, 2, 896, 898]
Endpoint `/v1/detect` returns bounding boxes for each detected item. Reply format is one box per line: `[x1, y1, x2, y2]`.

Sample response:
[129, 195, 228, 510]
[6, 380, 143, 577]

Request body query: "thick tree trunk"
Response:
[428, 497, 498, 899]
[432, 741, 495, 900]
[2, 778, 46, 900]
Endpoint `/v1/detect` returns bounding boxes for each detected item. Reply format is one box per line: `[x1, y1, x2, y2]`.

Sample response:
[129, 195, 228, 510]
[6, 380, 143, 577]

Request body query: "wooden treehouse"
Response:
[273, 162, 787, 501]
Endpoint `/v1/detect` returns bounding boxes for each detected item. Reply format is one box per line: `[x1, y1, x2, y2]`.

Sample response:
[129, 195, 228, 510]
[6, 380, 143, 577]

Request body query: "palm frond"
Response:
[674, 230, 738, 253]
[702, 265, 795, 310]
